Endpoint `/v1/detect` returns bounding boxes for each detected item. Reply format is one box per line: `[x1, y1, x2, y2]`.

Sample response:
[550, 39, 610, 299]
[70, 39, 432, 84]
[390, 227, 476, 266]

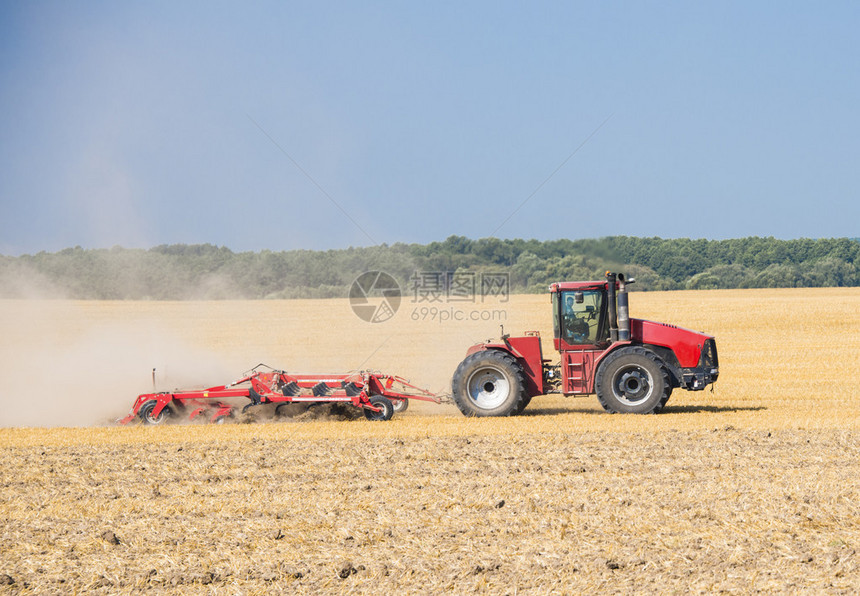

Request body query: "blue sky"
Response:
[1, 1, 858, 255]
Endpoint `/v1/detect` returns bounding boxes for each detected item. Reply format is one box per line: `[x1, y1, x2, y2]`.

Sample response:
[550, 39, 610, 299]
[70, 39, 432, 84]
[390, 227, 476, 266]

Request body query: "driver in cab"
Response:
[564, 294, 590, 343]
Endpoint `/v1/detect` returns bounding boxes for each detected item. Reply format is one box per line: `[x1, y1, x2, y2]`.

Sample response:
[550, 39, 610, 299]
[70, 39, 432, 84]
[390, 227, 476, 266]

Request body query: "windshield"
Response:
[560, 289, 603, 345]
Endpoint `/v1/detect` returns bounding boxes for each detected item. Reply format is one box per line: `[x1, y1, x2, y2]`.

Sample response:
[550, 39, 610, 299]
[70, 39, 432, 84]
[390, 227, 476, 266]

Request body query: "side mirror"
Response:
[574, 292, 584, 304]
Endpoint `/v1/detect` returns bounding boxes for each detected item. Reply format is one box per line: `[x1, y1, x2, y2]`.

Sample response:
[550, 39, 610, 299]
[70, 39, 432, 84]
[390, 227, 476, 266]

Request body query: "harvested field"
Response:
[1, 288, 859, 593]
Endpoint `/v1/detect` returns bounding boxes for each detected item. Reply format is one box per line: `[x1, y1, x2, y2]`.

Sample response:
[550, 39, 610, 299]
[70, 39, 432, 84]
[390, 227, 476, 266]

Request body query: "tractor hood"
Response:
[630, 318, 714, 368]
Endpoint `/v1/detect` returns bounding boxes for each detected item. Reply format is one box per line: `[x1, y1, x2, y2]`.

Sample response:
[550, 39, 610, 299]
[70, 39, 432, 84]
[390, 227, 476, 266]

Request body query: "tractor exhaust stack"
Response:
[617, 273, 633, 341]
[606, 272, 618, 342]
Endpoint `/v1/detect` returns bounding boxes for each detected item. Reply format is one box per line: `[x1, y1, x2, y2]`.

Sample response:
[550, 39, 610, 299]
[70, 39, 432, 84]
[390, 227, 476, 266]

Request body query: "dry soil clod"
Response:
[338, 561, 361, 579]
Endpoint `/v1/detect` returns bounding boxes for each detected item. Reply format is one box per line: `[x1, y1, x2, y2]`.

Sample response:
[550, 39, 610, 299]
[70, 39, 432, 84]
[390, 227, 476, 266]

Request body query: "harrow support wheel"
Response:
[138, 400, 171, 425]
[391, 398, 409, 414]
[595, 346, 672, 414]
[364, 395, 394, 421]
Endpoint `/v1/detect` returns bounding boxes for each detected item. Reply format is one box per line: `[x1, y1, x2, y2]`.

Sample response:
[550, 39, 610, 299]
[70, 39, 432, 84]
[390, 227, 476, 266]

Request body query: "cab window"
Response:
[561, 290, 602, 345]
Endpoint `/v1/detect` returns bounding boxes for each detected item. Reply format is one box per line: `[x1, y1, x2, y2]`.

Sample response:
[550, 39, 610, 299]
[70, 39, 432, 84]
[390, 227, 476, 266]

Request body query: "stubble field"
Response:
[1, 288, 859, 593]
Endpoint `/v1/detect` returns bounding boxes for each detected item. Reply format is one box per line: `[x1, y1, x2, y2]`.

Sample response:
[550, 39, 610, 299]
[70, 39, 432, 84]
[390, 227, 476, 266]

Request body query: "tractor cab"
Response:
[551, 281, 611, 349]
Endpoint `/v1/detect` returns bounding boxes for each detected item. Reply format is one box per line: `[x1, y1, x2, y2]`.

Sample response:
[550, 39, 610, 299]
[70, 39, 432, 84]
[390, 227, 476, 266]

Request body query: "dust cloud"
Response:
[0, 301, 232, 427]
[0, 264, 68, 300]
[0, 294, 549, 427]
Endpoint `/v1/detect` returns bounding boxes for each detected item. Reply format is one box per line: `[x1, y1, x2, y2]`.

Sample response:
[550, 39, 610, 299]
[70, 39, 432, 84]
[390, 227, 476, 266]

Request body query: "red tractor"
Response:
[452, 272, 719, 416]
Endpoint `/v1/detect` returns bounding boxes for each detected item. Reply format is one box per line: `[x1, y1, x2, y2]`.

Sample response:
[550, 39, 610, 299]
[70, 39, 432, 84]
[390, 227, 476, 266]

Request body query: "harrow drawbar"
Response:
[118, 364, 442, 425]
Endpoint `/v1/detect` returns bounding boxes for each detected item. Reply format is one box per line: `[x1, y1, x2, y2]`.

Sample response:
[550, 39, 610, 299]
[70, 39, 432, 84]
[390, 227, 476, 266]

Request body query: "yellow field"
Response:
[1, 288, 859, 593]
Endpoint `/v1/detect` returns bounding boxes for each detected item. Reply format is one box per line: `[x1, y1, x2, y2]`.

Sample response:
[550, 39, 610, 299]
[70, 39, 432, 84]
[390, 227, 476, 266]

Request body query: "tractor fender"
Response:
[640, 344, 683, 388]
[466, 341, 516, 357]
[591, 341, 632, 385]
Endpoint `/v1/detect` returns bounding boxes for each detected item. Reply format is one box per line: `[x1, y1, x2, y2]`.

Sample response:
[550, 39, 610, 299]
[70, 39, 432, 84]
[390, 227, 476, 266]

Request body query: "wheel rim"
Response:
[392, 399, 406, 412]
[466, 366, 511, 409]
[611, 365, 653, 406]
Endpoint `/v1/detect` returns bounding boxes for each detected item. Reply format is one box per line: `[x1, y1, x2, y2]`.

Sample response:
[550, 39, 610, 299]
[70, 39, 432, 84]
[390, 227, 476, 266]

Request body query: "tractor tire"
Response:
[391, 398, 409, 414]
[595, 347, 672, 414]
[138, 400, 171, 425]
[514, 393, 533, 415]
[452, 350, 527, 417]
[364, 395, 395, 421]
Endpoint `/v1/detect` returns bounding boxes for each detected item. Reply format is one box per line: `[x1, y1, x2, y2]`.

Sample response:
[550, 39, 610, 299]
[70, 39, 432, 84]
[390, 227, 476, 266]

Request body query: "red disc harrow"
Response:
[118, 364, 442, 425]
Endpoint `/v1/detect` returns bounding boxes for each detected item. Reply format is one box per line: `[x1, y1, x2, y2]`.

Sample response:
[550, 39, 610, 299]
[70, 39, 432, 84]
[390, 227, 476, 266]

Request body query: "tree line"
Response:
[1, 236, 857, 299]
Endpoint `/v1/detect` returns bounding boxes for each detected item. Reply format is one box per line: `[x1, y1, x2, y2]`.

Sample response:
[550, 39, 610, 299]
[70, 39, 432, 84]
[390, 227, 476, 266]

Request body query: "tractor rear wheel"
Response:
[452, 350, 526, 417]
[595, 347, 672, 414]
[364, 395, 394, 421]
[139, 400, 171, 425]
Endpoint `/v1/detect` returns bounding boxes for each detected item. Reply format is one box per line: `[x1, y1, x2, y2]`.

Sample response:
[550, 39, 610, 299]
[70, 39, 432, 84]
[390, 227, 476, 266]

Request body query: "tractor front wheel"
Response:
[595, 347, 672, 414]
[452, 350, 526, 417]
[138, 400, 171, 425]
